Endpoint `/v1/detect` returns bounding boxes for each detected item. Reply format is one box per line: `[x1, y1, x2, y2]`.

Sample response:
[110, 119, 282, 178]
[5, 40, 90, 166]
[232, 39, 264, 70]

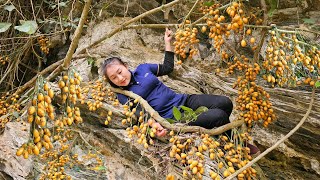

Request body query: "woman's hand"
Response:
[148, 119, 167, 137]
[164, 28, 173, 52]
[153, 122, 167, 137]
[164, 27, 173, 43]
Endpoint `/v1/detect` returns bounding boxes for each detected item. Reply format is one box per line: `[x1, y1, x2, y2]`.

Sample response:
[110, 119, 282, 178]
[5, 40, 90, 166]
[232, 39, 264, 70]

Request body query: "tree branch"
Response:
[76, 0, 181, 55]
[47, 0, 92, 80]
[180, 0, 200, 27]
[253, 0, 268, 63]
[8, 0, 92, 101]
[225, 86, 316, 180]
[10, 0, 180, 100]
[110, 87, 244, 135]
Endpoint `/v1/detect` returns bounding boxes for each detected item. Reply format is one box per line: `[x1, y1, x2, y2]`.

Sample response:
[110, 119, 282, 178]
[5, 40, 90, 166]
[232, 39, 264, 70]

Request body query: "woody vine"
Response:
[0, 0, 319, 179]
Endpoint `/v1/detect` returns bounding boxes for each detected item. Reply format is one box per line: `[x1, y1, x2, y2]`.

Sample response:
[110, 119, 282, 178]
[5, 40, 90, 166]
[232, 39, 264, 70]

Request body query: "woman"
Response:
[101, 28, 233, 137]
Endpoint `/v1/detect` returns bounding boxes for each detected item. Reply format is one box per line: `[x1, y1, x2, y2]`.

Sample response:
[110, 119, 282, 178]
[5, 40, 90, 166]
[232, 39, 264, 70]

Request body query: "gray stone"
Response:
[0, 122, 33, 180]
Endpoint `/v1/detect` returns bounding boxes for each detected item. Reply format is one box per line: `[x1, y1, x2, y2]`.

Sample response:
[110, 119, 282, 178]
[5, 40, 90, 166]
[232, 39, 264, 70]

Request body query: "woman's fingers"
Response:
[152, 122, 167, 137]
[165, 28, 172, 37]
[156, 128, 167, 137]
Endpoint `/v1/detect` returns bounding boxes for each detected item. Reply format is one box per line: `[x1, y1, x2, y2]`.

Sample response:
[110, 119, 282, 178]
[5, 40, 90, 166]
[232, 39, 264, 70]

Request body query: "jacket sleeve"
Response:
[139, 51, 174, 76]
[117, 93, 129, 105]
[157, 51, 174, 76]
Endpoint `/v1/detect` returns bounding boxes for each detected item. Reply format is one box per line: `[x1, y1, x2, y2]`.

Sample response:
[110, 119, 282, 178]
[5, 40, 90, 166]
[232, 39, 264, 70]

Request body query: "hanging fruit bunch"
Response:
[225, 55, 276, 128]
[262, 30, 320, 87]
[84, 79, 109, 111]
[16, 77, 55, 159]
[81, 77, 120, 113]
[37, 36, 49, 54]
[57, 70, 83, 127]
[0, 55, 8, 65]
[38, 70, 104, 180]
[174, 20, 200, 61]
[166, 130, 257, 180]
[0, 92, 20, 128]
[125, 102, 157, 149]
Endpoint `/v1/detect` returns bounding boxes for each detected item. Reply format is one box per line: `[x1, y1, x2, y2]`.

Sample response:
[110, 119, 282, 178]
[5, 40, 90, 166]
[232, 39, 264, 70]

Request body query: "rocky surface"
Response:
[0, 122, 33, 180]
[74, 15, 320, 180]
[1, 0, 320, 179]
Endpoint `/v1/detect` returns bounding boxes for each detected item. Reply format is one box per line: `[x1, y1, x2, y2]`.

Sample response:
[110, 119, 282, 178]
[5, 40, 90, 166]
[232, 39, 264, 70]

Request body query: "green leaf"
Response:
[267, 0, 278, 17]
[87, 57, 94, 66]
[204, 1, 214, 6]
[147, 127, 151, 134]
[14, 20, 38, 34]
[59, 2, 67, 7]
[12, 111, 20, 119]
[97, 166, 106, 171]
[180, 105, 193, 113]
[172, 106, 181, 121]
[194, 106, 208, 115]
[4, 5, 15, 12]
[166, 118, 175, 124]
[0, 23, 12, 33]
[302, 18, 316, 24]
[315, 81, 320, 88]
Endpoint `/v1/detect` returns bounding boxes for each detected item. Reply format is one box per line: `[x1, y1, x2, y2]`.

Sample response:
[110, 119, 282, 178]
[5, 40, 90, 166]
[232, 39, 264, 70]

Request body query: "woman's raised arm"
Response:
[157, 28, 175, 76]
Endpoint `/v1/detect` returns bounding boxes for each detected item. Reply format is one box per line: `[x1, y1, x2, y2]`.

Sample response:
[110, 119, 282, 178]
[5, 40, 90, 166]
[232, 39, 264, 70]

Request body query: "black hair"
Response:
[101, 57, 128, 88]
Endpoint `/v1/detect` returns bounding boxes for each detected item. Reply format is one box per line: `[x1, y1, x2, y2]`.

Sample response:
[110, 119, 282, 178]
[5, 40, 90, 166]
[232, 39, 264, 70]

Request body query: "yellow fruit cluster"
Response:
[39, 152, 72, 180]
[121, 100, 138, 125]
[201, 3, 228, 52]
[228, 57, 276, 127]
[57, 72, 83, 126]
[262, 31, 320, 87]
[84, 79, 109, 111]
[59, 72, 83, 104]
[81, 151, 104, 170]
[166, 132, 257, 180]
[0, 56, 8, 65]
[104, 110, 113, 125]
[28, 87, 55, 126]
[17, 81, 55, 158]
[125, 105, 163, 149]
[16, 142, 42, 159]
[174, 24, 199, 60]
[0, 93, 20, 128]
[37, 36, 49, 54]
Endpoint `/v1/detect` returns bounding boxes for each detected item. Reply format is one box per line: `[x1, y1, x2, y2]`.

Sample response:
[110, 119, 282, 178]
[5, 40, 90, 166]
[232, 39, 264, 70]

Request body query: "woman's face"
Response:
[105, 62, 131, 87]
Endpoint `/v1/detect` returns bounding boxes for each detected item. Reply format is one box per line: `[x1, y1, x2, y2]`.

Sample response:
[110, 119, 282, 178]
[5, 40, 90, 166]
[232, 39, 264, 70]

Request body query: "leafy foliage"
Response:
[0, 23, 12, 32]
[14, 20, 38, 34]
[168, 105, 208, 123]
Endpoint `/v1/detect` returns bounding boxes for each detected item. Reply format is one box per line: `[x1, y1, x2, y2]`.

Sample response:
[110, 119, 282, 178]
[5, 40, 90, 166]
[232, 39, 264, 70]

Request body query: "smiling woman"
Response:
[101, 28, 234, 138]
[103, 57, 132, 87]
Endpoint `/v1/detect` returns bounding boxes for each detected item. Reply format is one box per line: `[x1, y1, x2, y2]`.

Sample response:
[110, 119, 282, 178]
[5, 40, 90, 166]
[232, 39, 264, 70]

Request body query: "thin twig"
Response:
[57, 0, 67, 40]
[225, 86, 316, 180]
[191, 3, 230, 26]
[0, 30, 67, 40]
[180, 0, 201, 27]
[29, 0, 36, 21]
[253, 0, 268, 63]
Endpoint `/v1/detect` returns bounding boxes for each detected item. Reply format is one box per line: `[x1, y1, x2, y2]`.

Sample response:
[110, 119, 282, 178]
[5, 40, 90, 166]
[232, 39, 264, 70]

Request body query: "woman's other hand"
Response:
[151, 121, 167, 137]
